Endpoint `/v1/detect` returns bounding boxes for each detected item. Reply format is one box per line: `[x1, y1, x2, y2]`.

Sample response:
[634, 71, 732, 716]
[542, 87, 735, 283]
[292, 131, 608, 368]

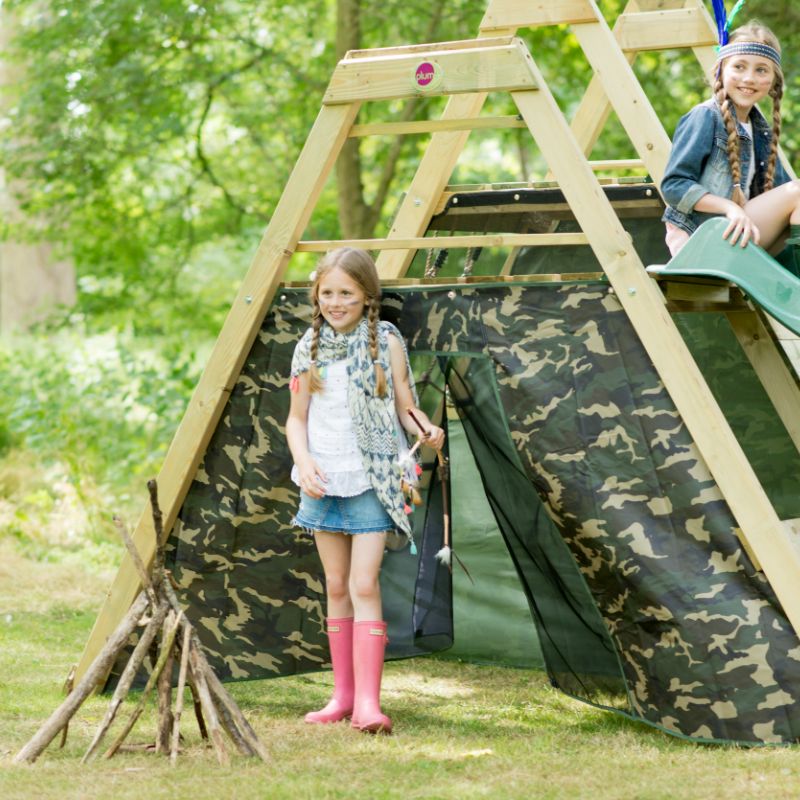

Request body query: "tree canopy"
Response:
[1, 0, 798, 338]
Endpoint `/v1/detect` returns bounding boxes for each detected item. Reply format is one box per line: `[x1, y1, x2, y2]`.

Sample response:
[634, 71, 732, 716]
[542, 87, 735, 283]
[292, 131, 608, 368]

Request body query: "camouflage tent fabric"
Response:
[115, 279, 800, 745]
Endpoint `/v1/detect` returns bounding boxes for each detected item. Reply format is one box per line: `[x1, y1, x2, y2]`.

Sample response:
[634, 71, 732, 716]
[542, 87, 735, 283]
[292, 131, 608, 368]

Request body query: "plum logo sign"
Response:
[413, 60, 443, 92]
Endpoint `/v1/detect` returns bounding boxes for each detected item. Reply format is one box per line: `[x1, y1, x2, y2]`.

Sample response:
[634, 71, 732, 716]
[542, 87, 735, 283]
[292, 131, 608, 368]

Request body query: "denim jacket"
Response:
[661, 98, 790, 235]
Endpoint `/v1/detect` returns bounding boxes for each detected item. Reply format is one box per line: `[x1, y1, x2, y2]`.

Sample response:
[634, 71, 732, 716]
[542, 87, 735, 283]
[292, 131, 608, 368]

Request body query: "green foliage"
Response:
[0, 327, 199, 497]
[2, 2, 800, 561]
[3, 0, 798, 338]
[0, 326, 202, 567]
[0, 0, 487, 335]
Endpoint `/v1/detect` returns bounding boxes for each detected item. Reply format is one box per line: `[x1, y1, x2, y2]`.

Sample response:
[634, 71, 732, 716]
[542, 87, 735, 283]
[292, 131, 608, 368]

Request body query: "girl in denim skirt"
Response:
[661, 19, 800, 271]
[286, 247, 444, 734]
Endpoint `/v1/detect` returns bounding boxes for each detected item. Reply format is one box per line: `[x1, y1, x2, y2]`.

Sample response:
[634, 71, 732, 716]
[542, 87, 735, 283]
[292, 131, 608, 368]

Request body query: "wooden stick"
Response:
[113, 515, 158, 603]
[213, 694, 255, 758]
[164, 577, 265, 759]
[147, 479, 166, 580]
[187, 645, 229, 766]
[58, 667, 75, 749]
[13, 591, 149, 764]
[205, 666, 268, 761]
[170, 625, 192, 766]
[103, 608, 183, 760]
[406, 407, 432, 441]
[188, 677, 209, 741]
[156, 636, 175, 754]
[82, 600, 168, 763]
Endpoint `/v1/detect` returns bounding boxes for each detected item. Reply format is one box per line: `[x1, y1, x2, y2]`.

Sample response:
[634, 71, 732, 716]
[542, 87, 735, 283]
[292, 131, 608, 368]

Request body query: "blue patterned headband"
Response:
[716, 41, 781, 68]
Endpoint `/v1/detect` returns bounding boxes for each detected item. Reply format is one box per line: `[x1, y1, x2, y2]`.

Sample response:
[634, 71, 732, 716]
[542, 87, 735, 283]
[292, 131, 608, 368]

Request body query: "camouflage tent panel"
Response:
[155, 280, 800, 745]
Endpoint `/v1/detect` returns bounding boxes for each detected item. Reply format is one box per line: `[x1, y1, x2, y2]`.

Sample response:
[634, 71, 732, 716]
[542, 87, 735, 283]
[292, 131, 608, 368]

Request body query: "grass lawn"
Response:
[2, 540, 800, 800]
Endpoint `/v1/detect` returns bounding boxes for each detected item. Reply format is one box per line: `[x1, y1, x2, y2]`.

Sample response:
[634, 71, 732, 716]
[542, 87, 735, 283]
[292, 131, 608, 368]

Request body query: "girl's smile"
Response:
[317, 267, 368, 333]
[721, 54, 775, 121]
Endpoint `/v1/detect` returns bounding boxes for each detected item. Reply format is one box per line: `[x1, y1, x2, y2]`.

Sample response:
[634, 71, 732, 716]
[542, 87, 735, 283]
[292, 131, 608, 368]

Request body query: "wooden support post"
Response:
[570, 0, 672, 186]
[374, 91, 490, 279]
[560, 0, 689, 162]
[73, 101, 361, 686]
[726, 309, 800, 456]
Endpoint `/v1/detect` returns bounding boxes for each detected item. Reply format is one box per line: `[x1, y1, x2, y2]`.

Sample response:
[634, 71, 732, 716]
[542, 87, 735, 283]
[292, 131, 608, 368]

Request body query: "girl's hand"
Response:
[723, 206, 760, 248]
[297, 459, 327, 498]
[421, 424, 445, 451]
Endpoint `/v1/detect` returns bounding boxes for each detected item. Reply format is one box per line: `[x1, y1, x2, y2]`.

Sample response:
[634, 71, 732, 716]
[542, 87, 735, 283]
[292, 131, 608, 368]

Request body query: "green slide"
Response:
[647, 217, 800, 336]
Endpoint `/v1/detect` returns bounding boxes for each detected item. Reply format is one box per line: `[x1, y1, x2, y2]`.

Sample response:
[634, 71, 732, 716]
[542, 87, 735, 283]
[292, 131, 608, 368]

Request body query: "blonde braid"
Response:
[367, 298, 387, 398]
[308, 309, 324, 394]
[765, 78, 783, 192]
[715, 74, 746, 207]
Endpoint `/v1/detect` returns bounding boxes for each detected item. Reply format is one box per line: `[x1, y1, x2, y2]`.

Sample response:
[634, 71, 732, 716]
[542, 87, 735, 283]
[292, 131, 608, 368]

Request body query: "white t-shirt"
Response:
[291, 359, 410, 497]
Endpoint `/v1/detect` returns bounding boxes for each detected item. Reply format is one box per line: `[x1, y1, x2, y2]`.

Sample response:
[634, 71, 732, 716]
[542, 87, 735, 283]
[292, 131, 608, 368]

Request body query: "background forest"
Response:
[0, 0, 799, 566]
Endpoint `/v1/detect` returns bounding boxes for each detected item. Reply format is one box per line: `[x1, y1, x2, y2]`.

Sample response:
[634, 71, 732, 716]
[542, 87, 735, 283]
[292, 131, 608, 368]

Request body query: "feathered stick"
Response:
[711, 0, 730, 46]
[711, 0, 747, 48]
[726, 1, 747, 33]
[406, 408, 473, 583]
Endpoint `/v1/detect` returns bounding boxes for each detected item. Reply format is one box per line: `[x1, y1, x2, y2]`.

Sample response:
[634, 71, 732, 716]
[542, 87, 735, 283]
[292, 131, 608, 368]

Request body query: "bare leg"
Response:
[349, 532, 387, 621]
[313, 531, 353, 618]
[745, 180, 800, 251]
[665, 223, 690, 257]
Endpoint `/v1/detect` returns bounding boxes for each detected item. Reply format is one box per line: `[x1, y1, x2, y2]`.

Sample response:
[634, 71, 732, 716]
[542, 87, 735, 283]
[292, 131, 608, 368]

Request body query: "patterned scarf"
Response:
[291, 317, 418, 539]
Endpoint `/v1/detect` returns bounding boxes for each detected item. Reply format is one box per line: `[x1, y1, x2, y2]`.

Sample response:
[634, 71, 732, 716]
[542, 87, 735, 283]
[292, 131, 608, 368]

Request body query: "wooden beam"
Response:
[563, 0, 691, 165]
[349, 115, 526, 137]
[375, 91, 491, 279]
[282, 272, 607, 288]
[343, 36, 515, 60]
[616, 8, 715, 51]
[588, 159, 644, 171]
[726, 309, 800, 456]
[296, 232, 589, 252]
[571, 1, 672, 186]
[72, 102, 361, 686]
[480, 0, 596, 31]
[512, 61, 800, 636]
[324, 39, 537, 104]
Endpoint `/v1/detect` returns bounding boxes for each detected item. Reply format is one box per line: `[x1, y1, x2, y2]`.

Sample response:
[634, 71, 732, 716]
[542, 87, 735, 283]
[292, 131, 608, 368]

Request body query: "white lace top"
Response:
[292, 359, 409, 497]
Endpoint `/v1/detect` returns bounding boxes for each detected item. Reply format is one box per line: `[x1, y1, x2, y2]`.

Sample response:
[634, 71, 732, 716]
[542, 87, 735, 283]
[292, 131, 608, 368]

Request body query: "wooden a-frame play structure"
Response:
[75, 0, 800, 706]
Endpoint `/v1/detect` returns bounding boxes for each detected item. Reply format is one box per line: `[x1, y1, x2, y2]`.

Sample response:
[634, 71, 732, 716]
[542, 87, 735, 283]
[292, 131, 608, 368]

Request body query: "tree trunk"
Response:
[0, 7, 76, 334]
[334, 0, 370, 239]
[333, 1, 445, 240]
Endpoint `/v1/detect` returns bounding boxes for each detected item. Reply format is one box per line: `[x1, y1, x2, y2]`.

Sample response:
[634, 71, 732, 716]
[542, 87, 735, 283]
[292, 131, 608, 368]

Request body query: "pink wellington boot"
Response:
[351, 620, 392, 734]
[305, 617, 354, 724]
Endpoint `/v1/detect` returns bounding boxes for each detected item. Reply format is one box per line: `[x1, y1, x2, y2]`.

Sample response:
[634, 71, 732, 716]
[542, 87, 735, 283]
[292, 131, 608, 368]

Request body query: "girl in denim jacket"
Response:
[661, 21, 800, 269]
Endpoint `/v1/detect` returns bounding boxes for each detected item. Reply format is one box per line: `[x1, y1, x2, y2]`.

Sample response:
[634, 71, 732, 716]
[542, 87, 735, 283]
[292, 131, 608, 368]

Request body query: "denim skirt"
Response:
[294, 488, 394, 534]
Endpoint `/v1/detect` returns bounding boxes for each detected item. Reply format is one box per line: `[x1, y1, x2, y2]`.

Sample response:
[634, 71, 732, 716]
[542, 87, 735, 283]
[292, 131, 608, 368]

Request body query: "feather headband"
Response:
[711, 0, 747, 47]
[711, 1, 780, 71]
[716, 41, 781, 67]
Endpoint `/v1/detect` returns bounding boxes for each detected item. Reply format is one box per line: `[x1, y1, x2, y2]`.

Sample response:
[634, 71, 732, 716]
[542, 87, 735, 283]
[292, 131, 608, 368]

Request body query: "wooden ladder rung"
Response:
[295, 232, 589, 252]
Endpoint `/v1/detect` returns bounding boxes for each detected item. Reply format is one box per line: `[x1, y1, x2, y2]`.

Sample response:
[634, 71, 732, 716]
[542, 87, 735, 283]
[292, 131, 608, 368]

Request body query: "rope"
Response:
[461, 246, 482, 278]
